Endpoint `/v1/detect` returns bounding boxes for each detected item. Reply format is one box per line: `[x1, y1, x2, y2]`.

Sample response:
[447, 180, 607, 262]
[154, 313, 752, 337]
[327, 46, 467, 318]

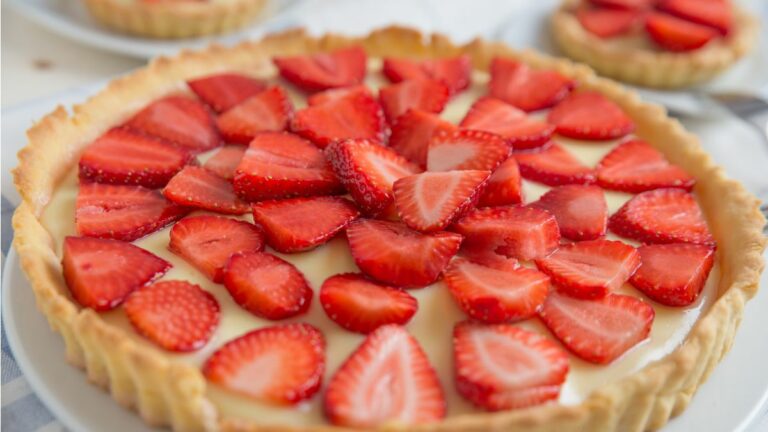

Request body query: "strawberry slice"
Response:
[252, 196, 361, 253]
[379, 79, 450, 123]
[489, 58, 574, 112]
[589, 0, 655, 9]
[609, 188, 715, 245]
[445, 258, 550, 323]
[319, 273, 418, 333]
[451, 206, 560, 261]
[427, 130, 510, 172]
[124, 281, 219, 352]
[233, 132, 343, 201]
[325, 139, 420, 215]
[577, 8, 641, 38]
[459, 97, 554, 150]
[657, 0, 732, 35]
[514, 144, 596, 186]
[382, 55, 471, 95]
[222, 251, 313, 320]
[291, 92, 385, 148]
[389, 109, 457, 167]
[453, 322, 568, 411]
[203, 145, 246, 180]
[645, 12, 720, 52]
[596, 139, 695, 193]
[548, 91, 635, 140]
[530, 185, 608, 240]
[346, 219, 462, 287]
[324, 324, 445, 427]
[458, 246, 521, 272]
[478, 158, 524, 207]
[125, 95, 221, 153]
[163, 166, 249, 215]
[307, 84, 373, 106]
[535, 239, 641, 299]
[393, 170, 490, 232]
[79, 128, 193, 189]
[203, 323, 324, 405]
[62, 236, 170, 311]
[187, 73, 267, 113]
[274, 46, 366, 92]
[630, 243, 716, 306]
[539, 291, 655, 364]
[216, 86, 293, 144]
[76, 182, 188, 241]
[169, 215, 264, 282]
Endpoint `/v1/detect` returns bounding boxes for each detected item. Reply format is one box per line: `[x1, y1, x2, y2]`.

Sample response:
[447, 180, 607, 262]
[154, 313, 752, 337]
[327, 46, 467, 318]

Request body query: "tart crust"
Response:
[12, 26, 767, 431]
[551, 0, 760, 88]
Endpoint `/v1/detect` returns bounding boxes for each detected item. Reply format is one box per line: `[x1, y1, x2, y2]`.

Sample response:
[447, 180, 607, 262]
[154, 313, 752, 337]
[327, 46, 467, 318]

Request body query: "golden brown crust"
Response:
[12, 26, 767, 432]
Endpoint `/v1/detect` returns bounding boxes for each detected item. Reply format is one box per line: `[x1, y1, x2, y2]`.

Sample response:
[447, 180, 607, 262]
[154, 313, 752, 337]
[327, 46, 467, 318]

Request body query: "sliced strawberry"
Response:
[307, 84, 373, 106]
[458, 245, 521, 272]
[274, 46, 367, 92]
[62, 236, 170, 311]
[577, 8, 641, 38]
[514, 144, 596, 186]
[596, 139, 695, 193]
[478, 158, 524, 207]
[346, 219, 462, 287]
[383, 55, 471, 95]
[169, 215, 264, 282]
[163, 166, 249, 214]
[530, 185, 608, 240]
[489, 58, 574, 112]
[203, 145, 246, 180]
[548, 91, 635, 140]
[125, 95, 221, 153]
[291, 92, 385, 148]
[451, 206, 560, 261]
[446, 259, 550, 323]
[216, 86, 293, 144]
[222, 251, 313, 320]
[124, 281, 219, 352]
[645, 12, 719, 52]
[589, 0, 655, 9]
[252, 196, 360, 253]
[657, 0, 732, 35]
[539, 291, 655, 364]
[379, 79, 450, 123]
[389, 109, 457, 167]
[427, 130, 509, 172]
[459, 97, 554, 150]
[79, 128, 193, 189]
[609, 188, 715, 245]
[630, 243, 715, 306]
[325, 139, 420, 215]
[203, 323, 324, 405]
[453, 322, 568, 411]
[187, 73, 267, 113]
[233, 132, 343, 201]
[76, 183, 188, 241]
[324, 325, 445, 426]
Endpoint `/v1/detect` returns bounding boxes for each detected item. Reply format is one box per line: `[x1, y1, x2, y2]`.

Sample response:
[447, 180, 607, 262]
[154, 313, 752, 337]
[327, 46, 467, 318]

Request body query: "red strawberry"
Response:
[163, 166, 249, 215]
[125, 95, 221, 153]
[596, 139, 695, 193]
[445, 258, 550, 323]
[531, 185, 608, 240]
[76, 182, 188, 241]
[548, 91, 635, 140]
[609, 188, 715, 245]
[427, 130, 510, 172]
[478, 158, 524, 207]
[222, 251, 313, 320]
[203, 145, 246, 180]
[324, 325, 445, 427]
[187, 73, 267, 113]
[274, 46, 366, 92]
[458, 246, 521, 272]
[169, 215, 264, 282]
[203, 323, 324, 405]
[645, 12, 719, 52]
[453, 322, 568, 411]
[62, 236, 170, 311]
[539, 291, 655, 364]
[319, 273, 418, 333]
[451, 206, 560, 261]
[589, 0, 655, 9]
[577, 8, 641, 38]
[379, 79, 450, 123]
[657, 0, 732, 35]
[307, 84, 373, 106]
[325, 139, 420, 215]
[233, 132, 343, 201]
[346, 219, 462, 288]
[535, 239, 641, 299]
[291, 92, 385, 148]
[389, 109, 457, 167]
[124, 281, 219, 352]
[216, 86, 293, 144]
[252, 196, 360, 253]
[383, 55, 471, 95]
[514, 144, 596, 186]
[459, 97, 554, 150]
[630, 243, 715, 306]
[489, 58, 574, 112]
